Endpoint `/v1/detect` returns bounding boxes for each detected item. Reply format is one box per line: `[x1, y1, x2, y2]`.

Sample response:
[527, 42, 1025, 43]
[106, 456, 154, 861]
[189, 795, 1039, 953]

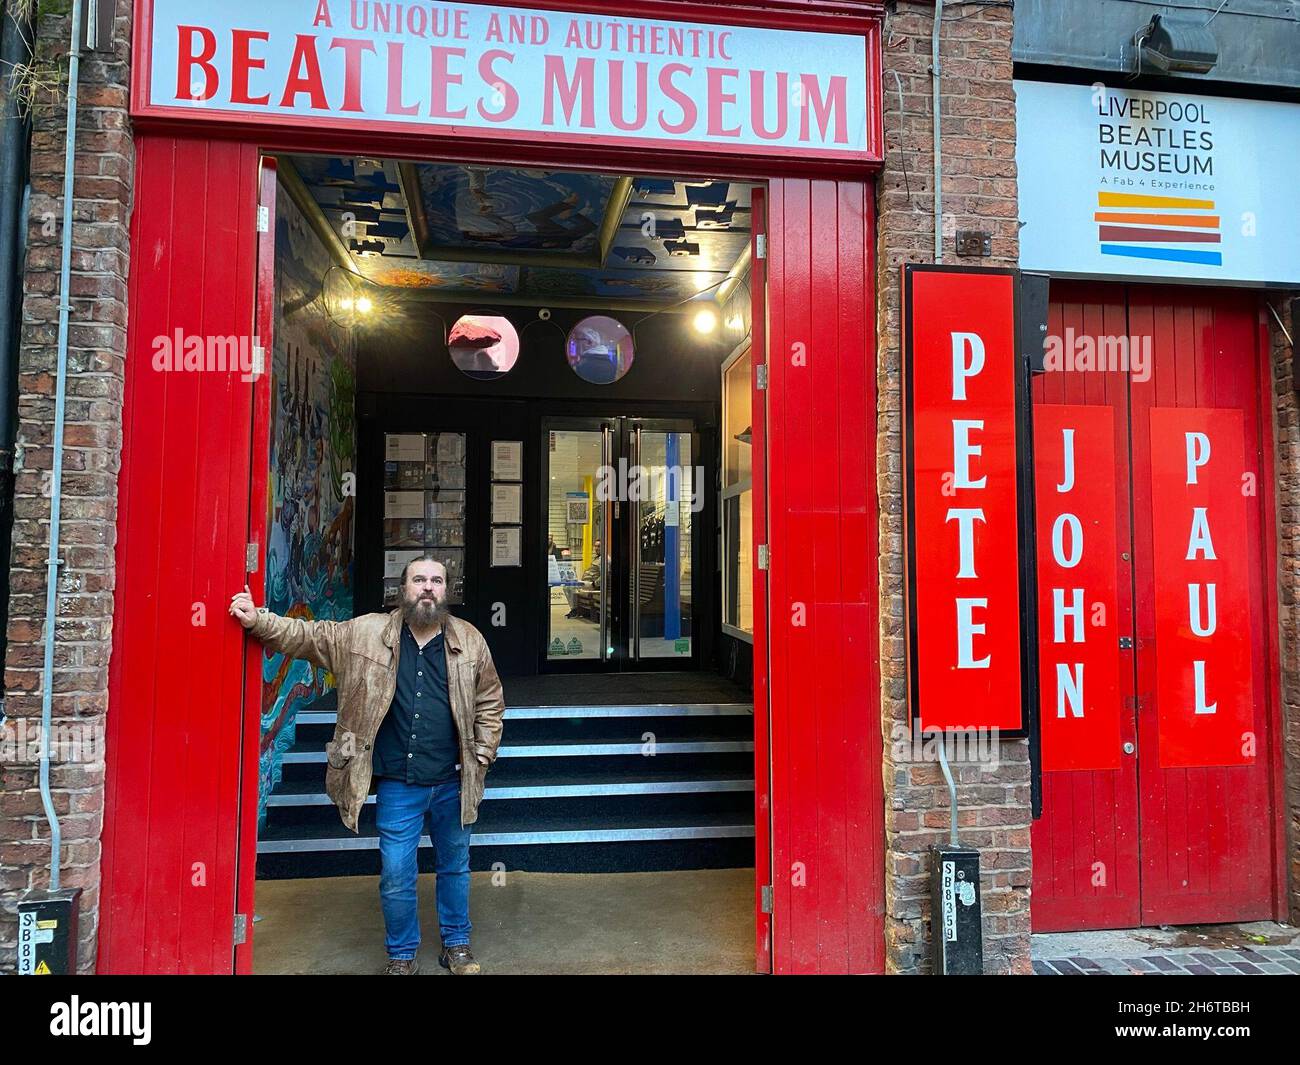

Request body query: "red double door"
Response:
[1030, 281, 1284, 932]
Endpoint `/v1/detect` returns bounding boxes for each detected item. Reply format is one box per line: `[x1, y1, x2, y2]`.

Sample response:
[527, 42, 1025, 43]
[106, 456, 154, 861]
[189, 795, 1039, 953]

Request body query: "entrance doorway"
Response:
[544, 417, 699, 670]
[99, 128, 886, 975]
[1031, 281, 1283, 932]
[242, 151, 768, 973]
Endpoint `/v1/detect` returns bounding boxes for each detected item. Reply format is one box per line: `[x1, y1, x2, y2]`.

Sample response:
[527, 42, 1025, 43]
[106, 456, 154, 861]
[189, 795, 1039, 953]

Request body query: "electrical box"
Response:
[17, 888, 82, 975]
[1020, 272, 1051, 374]
[78, 0, 118, 53]
[929, 846, 982, 975]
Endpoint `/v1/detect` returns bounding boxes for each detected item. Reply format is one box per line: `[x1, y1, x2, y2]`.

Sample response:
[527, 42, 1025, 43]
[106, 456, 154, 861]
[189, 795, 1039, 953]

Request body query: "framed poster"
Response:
[492, 440, 523, 481]
[491, 527, 522, 568]
[492, 484, 523, 524]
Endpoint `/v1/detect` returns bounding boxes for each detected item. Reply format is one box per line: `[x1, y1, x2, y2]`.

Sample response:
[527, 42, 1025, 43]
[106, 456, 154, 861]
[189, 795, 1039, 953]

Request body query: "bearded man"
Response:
[230, 555, 504, 975]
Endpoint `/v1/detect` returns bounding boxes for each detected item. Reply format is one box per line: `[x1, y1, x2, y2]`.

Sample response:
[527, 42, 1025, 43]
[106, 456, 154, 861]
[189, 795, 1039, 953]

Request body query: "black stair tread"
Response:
[271, 764, 753, 792]
[297, 673, 750, 712]
[267, 767, 754, 801]
[259, 806, 753, 843]
[287, 721, 751, 753]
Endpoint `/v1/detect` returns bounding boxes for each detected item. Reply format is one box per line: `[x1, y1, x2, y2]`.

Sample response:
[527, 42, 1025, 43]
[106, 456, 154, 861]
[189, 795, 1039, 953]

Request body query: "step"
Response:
[272, 750, 753, 789]
[267, 767, 755, 806]
[257, 809, 755, 853]
[282, 738, 754, 763]
[294, 702, 751, 726]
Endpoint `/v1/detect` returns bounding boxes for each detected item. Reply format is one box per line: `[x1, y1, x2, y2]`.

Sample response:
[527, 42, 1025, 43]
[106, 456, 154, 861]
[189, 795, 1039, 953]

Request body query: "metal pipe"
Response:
[0, 0, 36, 690]
[41, 0, 85, 892]
[931, 0, 944, 263]
[1266, 301, 1292, 348]
[934, 730, 959, 847]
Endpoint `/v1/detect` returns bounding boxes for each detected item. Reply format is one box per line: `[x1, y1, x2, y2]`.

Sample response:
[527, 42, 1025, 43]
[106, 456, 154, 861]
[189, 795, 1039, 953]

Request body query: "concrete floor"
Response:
[252, 868, 754, 975]
[1033, 921, 1298, 957]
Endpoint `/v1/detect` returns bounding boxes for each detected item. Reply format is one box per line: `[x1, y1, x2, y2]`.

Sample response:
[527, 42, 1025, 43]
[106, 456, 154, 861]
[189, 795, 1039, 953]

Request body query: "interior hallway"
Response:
[252, 868, 754, 975]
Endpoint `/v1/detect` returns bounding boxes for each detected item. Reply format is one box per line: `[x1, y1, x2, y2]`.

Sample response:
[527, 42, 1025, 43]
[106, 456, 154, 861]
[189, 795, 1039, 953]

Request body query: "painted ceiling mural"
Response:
[288, 155, 753, 306]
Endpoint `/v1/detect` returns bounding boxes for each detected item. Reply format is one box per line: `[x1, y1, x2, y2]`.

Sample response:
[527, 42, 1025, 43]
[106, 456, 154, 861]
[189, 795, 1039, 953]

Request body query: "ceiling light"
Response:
[693, 309, 718, 334]
[356, 296, 374, 314]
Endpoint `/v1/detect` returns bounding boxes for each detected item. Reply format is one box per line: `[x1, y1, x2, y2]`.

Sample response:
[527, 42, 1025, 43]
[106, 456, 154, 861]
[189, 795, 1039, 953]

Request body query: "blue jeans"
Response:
[375, 777, 472, 959]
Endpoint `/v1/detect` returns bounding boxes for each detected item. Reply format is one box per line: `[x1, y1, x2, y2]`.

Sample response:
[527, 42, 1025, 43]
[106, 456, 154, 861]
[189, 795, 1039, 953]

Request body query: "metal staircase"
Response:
[257, 673, 755, 878]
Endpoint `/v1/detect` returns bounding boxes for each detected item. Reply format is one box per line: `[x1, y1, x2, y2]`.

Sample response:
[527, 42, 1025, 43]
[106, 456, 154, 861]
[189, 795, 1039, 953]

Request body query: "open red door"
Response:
[234, 157, 278, 974]
[763, 179, 883, 974]
[750, 189, 772, 973]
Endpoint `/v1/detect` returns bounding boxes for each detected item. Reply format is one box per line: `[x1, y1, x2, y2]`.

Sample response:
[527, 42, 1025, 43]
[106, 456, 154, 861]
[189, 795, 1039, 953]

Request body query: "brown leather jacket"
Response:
[249, 608, 505, 832]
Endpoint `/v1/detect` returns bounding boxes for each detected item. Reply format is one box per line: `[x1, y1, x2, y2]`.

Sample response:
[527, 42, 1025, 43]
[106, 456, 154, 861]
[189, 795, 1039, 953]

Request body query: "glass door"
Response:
[544, 420, 614, 664]
[628, 420, 695, 662]
[542, 416, 699, 671]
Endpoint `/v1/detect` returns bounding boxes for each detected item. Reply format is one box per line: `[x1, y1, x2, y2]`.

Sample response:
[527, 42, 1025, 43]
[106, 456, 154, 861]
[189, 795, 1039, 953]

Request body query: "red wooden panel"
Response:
[905, 269, 1022, 732]
[1031, 281, 1140, 933]
[235, 157, 278, 975]
[99, 133, 261, 973]
[749, 188, 771, 973]
[766, 177, 882, 973]
[1130, 286, 1276, 925]
[1034, 404, 1122, 772]
[835, 180, 880, 972]
[1147, 408, 1254, 768]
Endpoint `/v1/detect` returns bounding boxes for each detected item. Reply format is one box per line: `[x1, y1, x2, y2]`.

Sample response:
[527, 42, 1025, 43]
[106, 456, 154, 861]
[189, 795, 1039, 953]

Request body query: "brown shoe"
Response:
[439, 944, 480, 975]
[383, 957, 419, 975]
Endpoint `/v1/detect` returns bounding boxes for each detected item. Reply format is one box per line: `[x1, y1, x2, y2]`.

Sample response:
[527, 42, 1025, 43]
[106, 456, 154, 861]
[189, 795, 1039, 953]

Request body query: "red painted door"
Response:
[1128, 286, 1279, 925]
[749, 189, 773, 973]
[99, 134, 263, 973]
[1030, 282, 1141, 931]
[765, 178, 883, 973]
[1031, 283, 1282, 931]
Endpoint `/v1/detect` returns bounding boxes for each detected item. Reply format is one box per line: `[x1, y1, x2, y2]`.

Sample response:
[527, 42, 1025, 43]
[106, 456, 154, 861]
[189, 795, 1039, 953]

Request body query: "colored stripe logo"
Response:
[1096, 192, 1222, 267]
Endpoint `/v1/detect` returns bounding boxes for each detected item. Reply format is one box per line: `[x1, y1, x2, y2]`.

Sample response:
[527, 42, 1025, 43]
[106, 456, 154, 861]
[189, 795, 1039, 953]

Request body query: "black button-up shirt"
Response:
[372, 624, 459, 786]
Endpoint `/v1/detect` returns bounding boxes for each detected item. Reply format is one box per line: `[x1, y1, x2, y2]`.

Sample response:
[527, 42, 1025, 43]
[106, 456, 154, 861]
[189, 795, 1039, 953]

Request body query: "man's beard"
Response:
[402, 593, 449, 628]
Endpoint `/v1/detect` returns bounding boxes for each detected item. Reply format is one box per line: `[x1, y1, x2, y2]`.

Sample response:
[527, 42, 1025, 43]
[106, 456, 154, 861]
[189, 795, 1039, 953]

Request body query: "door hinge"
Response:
[755, 233, 766, 260]
[760, 884, 773, 914]
[756, 363, 768, 390]
[233, 913, 248, 946]
[1118, 636, 1134, 650]
[246, 542, 260, 573]
[256, 204, 270, 233]
[251, 345, 265, 377]
[757, 544, 770, 571]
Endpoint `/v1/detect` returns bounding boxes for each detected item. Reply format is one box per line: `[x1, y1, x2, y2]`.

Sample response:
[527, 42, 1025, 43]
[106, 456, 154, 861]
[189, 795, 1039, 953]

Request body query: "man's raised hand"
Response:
[229, 585, 258, 630]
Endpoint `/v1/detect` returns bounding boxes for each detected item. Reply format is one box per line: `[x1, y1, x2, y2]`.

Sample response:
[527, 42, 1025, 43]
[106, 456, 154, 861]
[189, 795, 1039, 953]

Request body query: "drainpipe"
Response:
[931, 0, 944, 263]
[0, 0, 36, 698]
[40, 0, 85, 892]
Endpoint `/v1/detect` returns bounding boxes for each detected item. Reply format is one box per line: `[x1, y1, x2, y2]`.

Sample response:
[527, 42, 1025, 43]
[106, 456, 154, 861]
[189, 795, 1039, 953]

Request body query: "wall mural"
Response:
[414, 164, 611, 255]
[258, 182, 357, 828]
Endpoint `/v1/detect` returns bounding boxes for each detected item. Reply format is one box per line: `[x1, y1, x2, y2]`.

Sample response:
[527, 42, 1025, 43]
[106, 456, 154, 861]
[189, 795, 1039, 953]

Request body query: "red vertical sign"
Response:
[904, 267, 1025, 733]
[1034, 405, 1123, 771]
[1149, 408, 1254, 768]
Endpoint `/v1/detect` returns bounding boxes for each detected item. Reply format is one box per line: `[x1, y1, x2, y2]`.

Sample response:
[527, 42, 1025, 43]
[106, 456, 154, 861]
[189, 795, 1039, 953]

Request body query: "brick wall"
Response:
[0, 6, 134, 973]
[874, 0, 1032, 974]
[1267, 297, 1300, 926]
